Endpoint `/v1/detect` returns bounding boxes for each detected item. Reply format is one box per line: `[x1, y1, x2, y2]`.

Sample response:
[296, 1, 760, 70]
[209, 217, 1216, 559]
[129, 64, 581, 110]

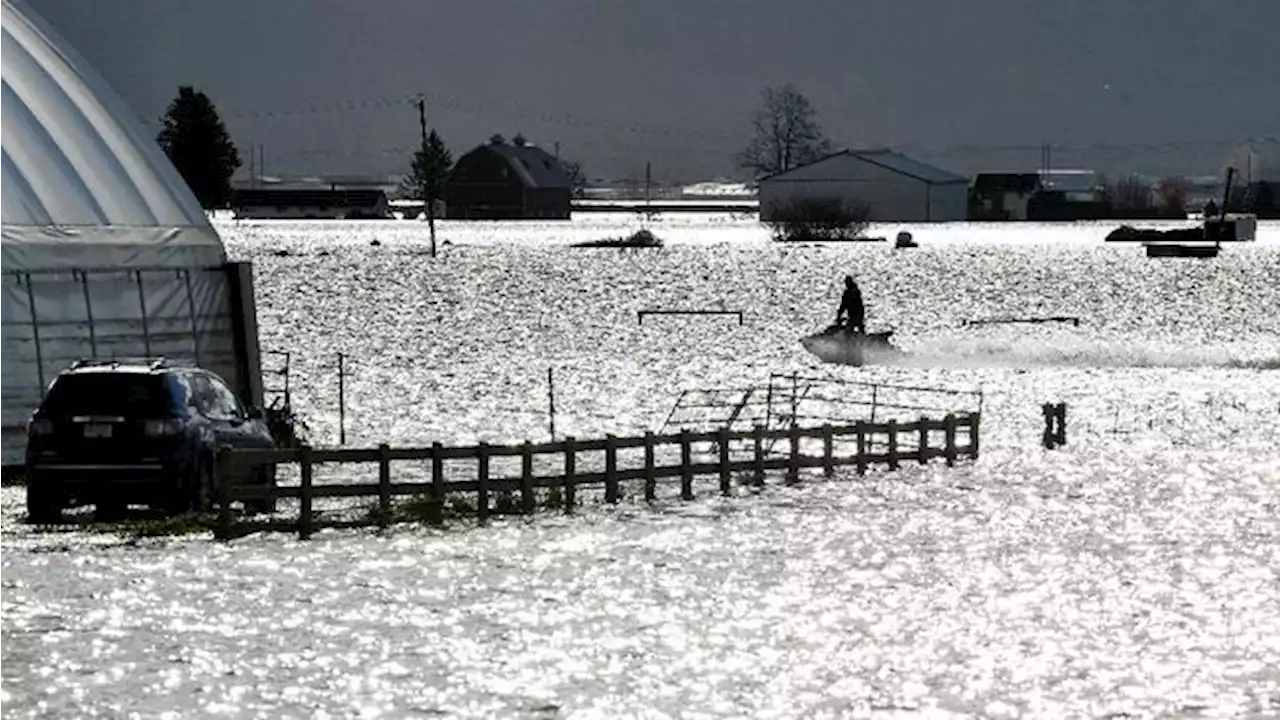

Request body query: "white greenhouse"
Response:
[1, 0, 263, 466]
[758, 149, 969, 223]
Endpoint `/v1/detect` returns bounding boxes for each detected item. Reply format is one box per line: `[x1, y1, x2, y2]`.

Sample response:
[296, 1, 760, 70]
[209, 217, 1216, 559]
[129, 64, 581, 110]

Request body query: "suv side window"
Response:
[186, 374, 221, 418]
[206, 374, 245, 420]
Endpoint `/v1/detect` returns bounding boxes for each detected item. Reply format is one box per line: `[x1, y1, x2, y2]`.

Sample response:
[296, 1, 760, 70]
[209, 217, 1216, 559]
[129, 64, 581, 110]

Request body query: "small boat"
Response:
[800, 325, 902, 366]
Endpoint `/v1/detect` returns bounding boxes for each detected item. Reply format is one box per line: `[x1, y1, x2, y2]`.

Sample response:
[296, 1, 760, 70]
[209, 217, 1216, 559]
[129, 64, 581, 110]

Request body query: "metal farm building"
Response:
[758, 149, 968, 223]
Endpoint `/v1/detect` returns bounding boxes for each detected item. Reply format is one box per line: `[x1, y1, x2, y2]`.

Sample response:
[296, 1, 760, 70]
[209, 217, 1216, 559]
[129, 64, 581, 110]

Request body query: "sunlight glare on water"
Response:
[3, 216, 1279, 718]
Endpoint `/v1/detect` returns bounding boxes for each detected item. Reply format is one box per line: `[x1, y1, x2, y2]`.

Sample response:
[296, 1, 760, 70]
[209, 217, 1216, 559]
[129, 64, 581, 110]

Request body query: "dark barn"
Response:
[446, 138, 571, 219]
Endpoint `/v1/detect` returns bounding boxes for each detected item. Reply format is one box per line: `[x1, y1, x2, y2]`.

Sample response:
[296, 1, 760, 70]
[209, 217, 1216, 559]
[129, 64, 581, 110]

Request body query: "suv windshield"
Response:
[40, 373, 175, 417]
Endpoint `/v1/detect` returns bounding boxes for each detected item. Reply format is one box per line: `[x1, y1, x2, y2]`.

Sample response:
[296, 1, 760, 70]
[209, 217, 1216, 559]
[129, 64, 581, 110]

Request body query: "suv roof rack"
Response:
[70, 356, 195, 371]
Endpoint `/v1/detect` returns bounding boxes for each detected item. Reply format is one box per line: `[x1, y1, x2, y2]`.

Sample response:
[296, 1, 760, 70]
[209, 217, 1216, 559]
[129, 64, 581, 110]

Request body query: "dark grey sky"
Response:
[26, 0, 1280, 183]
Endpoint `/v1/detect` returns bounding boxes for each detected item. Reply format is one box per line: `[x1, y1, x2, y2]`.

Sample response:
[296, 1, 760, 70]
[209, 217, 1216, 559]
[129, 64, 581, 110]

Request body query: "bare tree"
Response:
[1155, 176, 1189, 216]
[738, 83, 832, 178]
[560, 159, 588, 199]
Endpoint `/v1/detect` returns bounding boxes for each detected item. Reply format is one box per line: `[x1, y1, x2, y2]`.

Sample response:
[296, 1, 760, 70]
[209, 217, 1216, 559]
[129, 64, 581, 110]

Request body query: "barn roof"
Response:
[760, 149, 968, 185]
[474, 142, 570, 189]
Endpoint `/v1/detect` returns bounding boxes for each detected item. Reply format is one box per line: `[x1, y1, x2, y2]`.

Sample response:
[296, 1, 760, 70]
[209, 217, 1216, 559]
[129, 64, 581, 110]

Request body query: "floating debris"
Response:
[572, 228, 664, 248]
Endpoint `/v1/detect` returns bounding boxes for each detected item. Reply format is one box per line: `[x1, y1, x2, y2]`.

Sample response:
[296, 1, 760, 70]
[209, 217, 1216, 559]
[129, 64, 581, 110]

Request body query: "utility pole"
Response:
[415, 95, 437, 257]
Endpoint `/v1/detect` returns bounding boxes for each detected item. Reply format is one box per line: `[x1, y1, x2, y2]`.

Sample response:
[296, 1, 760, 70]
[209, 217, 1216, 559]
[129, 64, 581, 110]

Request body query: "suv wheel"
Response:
[26, 477, 63, 524]
[163, 459, 212, 516]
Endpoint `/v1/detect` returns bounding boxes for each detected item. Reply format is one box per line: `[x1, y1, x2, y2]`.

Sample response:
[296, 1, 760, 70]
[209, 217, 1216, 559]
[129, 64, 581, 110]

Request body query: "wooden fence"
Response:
[215, 413, 981, 540]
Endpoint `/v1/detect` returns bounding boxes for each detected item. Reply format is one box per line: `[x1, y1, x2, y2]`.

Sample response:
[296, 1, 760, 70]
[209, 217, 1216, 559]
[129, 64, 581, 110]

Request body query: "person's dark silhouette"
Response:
[836, 275, 865, 334]
[1203, 199, 1219, 218]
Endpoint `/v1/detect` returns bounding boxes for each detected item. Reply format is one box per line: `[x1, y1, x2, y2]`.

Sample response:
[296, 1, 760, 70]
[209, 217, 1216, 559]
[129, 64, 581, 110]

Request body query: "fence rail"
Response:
[215, 414, 981, 539]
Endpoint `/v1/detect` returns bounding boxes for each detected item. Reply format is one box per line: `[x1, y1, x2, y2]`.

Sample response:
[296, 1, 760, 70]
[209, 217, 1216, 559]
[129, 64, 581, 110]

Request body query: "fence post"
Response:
[945, 414, 958, 467]
[564, 437, 577, 513]
[215, 446, 233, 541]
[1042, 403, 1056, 449]
[521, 441, 535, 514]
[680, 430, 694, 501]
[786, 424, 800, 484]
[718, 428, 731, 495]
[822, 424, 834, 477]
[887, 420, 900, 471]
[547, 367, 557, 441]
[918, 417, 929, 465]
[476, 443, 490, 524]
[643, 431, 656, 501]
[1057, 403, 1067, 447]
[790, 373, 799, 429]
[298, 444, 313, 540]
[378, 443, 391, 528]
[605, 435, 619, 504]
[969, 414, 982, 459]
[337, 353, 346, 445]
[430, 441, 444, 525]
[753, 424, 765, 487]
[856, 421, 867, 476]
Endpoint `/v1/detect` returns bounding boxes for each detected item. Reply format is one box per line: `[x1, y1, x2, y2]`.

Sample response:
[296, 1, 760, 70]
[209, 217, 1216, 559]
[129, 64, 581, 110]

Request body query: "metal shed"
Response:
[758, 149, 969, 222]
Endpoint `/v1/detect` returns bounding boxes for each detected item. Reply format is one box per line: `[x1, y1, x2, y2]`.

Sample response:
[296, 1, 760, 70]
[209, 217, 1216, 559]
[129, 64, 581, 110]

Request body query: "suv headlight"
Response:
[28, 418, 54, 437]
[144, 419, 183, 437]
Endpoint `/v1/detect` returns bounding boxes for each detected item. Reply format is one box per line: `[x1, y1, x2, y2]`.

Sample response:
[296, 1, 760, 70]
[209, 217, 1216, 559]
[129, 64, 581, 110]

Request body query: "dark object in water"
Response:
[573, 229, 663, 248]
[800, 324, 902, 366]
[1105, 225, 1204, 243]
[895, 231, 918, 249]
[1144, 244, 1219, 259]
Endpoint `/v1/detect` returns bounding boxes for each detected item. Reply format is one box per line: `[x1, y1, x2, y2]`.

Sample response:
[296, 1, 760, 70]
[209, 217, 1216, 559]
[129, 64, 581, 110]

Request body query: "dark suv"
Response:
[25, 358, 277, 522]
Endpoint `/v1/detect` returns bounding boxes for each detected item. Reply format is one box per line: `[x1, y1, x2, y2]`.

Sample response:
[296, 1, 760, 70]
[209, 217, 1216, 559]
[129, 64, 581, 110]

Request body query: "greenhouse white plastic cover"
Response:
[2, 0, 262, 465]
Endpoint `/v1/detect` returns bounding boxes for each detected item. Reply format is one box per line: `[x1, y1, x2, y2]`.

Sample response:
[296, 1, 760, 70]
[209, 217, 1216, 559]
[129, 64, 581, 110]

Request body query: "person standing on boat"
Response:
[836, 275, 866, 334]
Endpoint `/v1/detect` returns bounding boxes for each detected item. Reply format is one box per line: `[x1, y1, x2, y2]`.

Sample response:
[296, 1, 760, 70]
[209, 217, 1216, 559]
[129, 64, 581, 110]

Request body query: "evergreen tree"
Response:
[400, 130, 453, 204]
[156, 86, 241, 208]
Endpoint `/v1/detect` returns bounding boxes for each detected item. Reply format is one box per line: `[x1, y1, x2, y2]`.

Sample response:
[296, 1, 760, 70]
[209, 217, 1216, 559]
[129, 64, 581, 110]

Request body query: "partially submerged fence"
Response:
[659, 374, 984, 451]
[216, 414, 981, 540]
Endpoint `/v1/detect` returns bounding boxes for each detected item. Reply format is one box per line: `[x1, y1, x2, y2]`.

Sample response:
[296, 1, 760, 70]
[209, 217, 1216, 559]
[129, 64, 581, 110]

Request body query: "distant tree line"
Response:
[155, 85, 588, 210]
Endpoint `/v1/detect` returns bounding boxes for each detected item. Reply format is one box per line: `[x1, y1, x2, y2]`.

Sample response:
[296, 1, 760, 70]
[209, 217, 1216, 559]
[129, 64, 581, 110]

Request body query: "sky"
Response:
[23, 0, 1280, 184]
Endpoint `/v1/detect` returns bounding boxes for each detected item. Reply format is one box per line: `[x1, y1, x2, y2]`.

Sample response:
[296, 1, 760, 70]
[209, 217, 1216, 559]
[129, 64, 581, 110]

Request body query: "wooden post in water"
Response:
[1057, 403, 1067, 447]
[856, 421, 867, 476]
[822, 424, 834, 477]
[298, 444, 314, 540]
[215, 446, 233, 541]
[1042, 403, 1056, 449]
[563, 437, 577, 512]
[786, 425, 800, 484]
[680, 430, 693, 501]
[521, 442, 535, 514]
[547, 367, 557, 441]
[887, 420, 900, 471]
[969, 414, 982, 459]
[377, 443, 391, 528]
[944, 414, 958, 467]
[718, 428, 731, 495]
[476, 443, 490, 524]
[643, 431, 656, 501]
[752, 424, 765, 487]
[337, 352, 346, 446]
[430, 441, 444, 525]
[605, 434, 619, 504]
[918, 417, 929, 464]
[790, 373, 799, 429]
